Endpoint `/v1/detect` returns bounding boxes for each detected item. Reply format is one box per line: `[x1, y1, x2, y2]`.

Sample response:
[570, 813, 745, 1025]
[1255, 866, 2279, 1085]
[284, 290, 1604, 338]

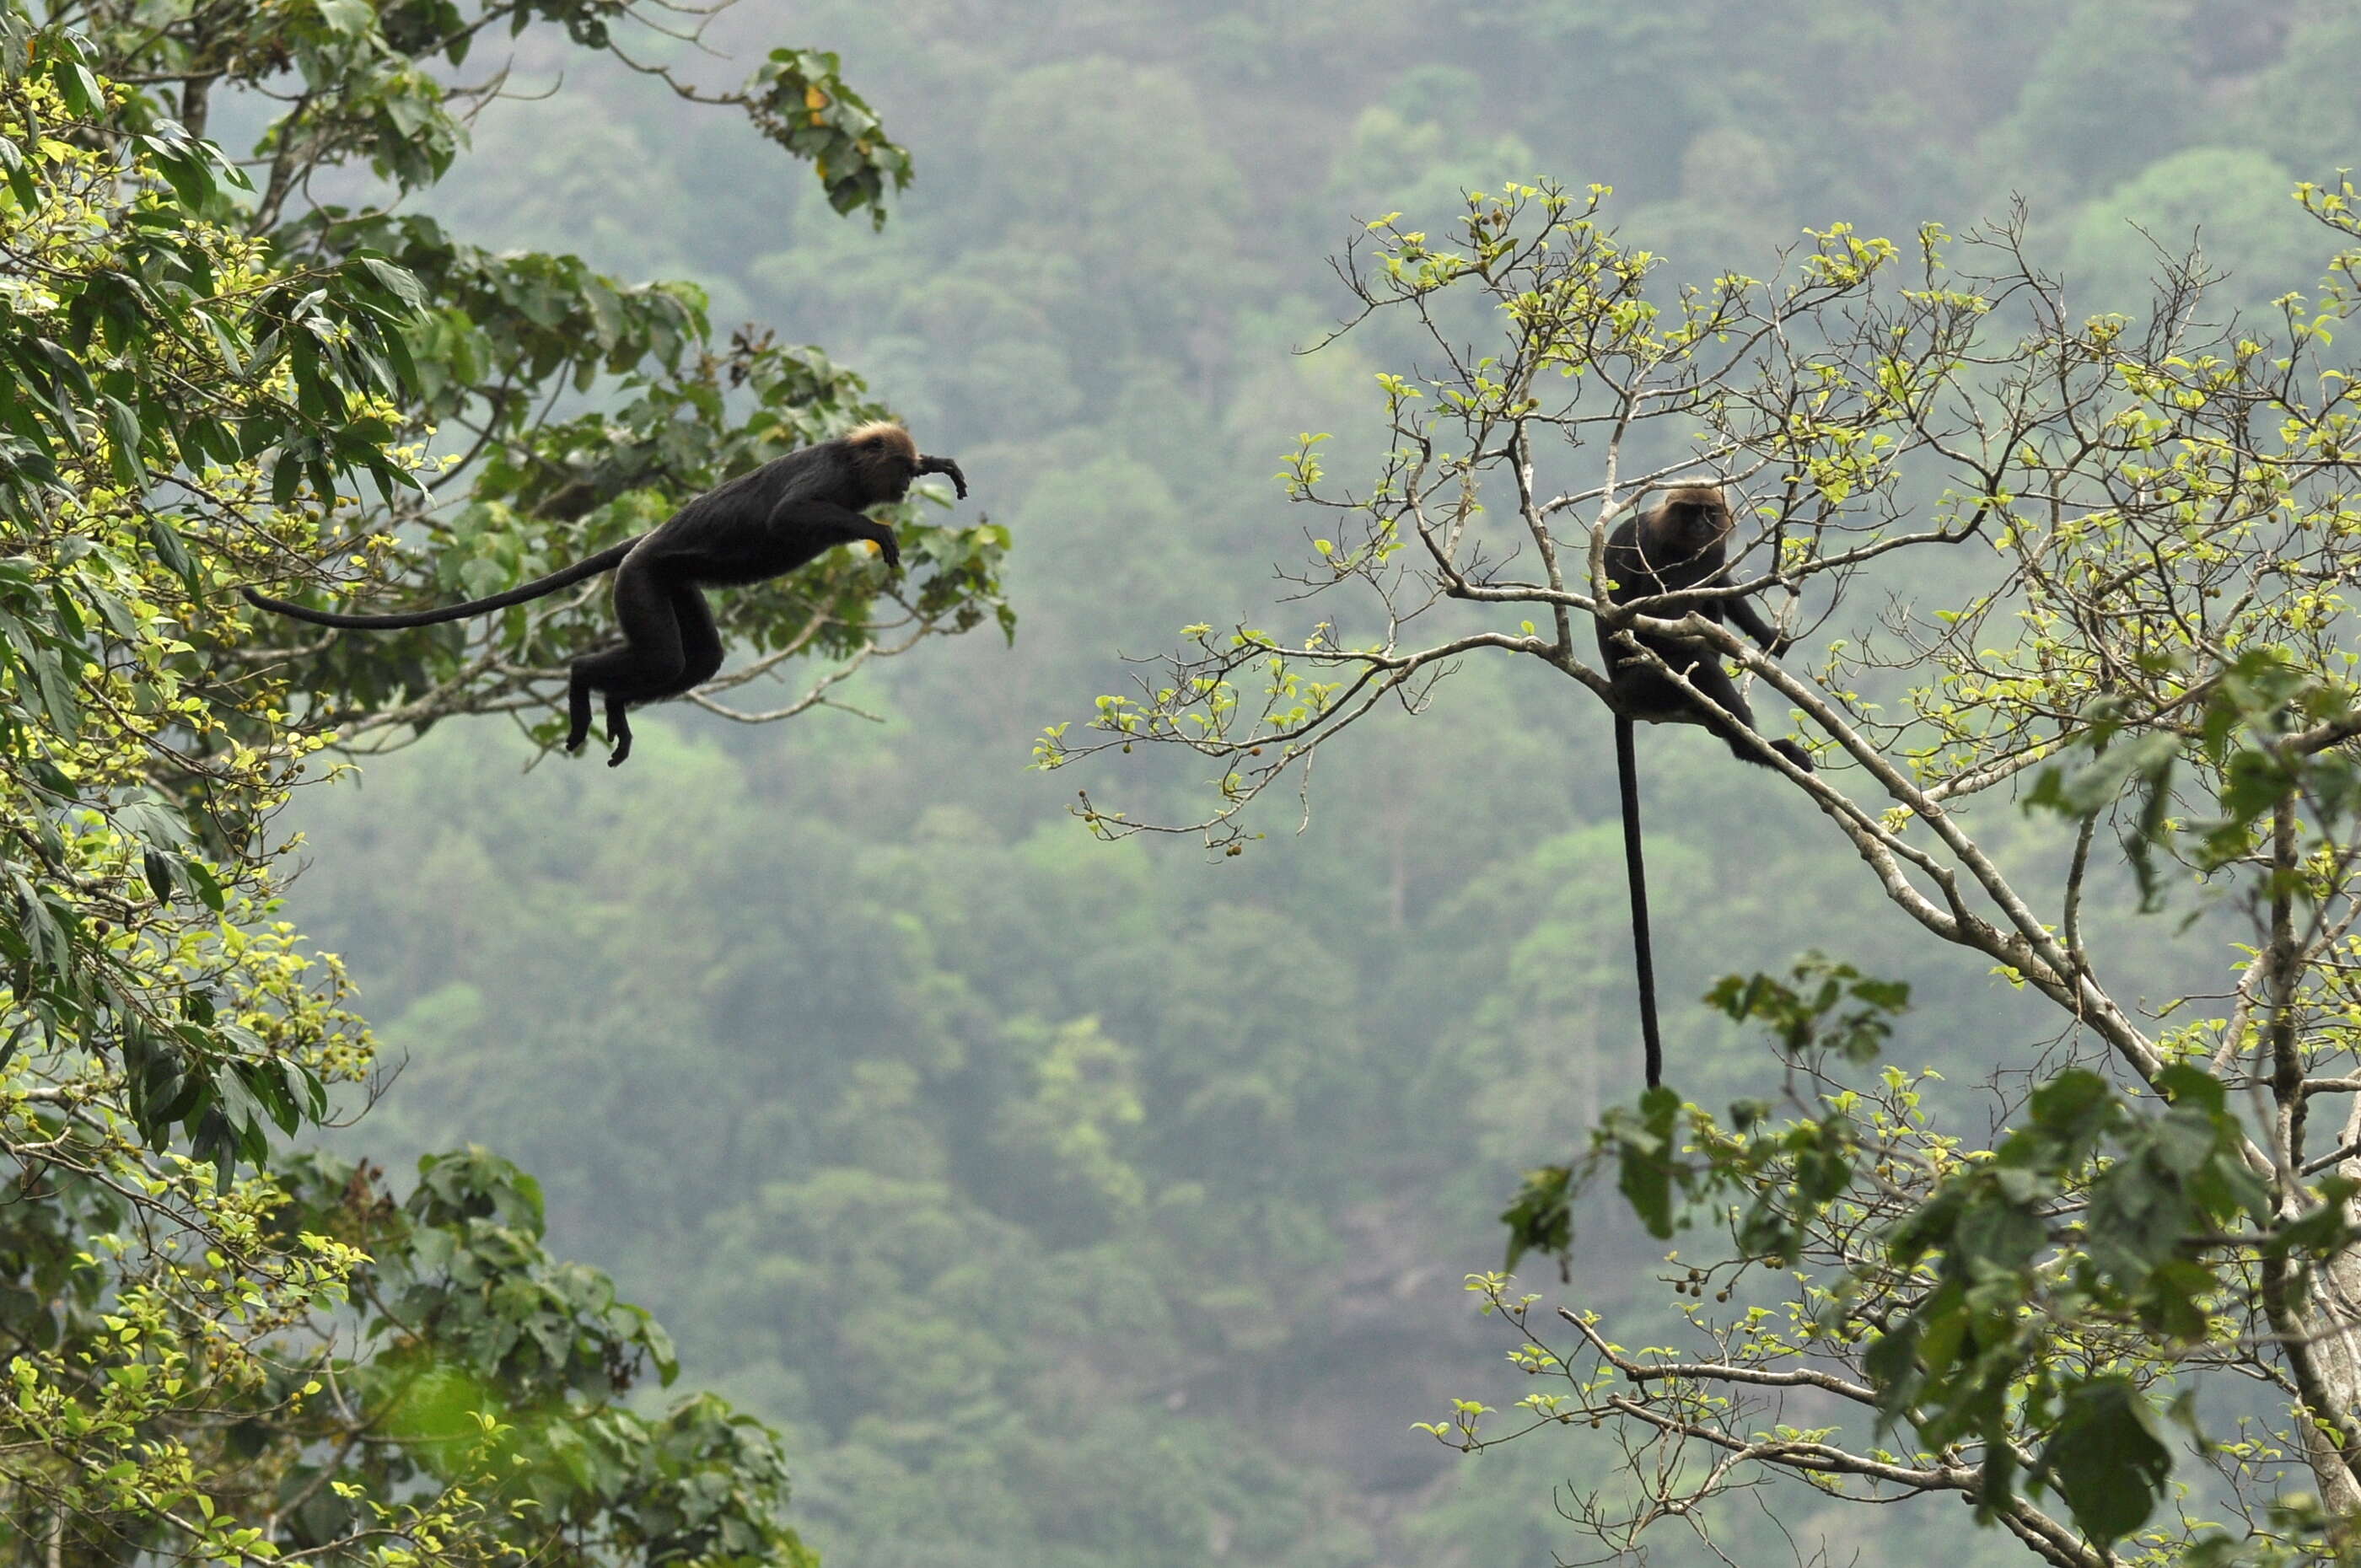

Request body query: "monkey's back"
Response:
[639, 443, 862, 587]
[1595, 518, 1731, 697]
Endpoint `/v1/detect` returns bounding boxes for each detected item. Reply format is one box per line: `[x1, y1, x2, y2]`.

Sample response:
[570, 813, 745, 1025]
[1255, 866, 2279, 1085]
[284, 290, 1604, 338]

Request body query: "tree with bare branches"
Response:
[1043, 177, 2361, 1564]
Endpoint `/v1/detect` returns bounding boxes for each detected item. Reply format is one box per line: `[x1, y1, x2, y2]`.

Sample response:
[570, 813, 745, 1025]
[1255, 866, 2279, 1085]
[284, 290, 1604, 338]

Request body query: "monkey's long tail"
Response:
[240, 537, 642, 629]
[1614, 713, 1664, 1090]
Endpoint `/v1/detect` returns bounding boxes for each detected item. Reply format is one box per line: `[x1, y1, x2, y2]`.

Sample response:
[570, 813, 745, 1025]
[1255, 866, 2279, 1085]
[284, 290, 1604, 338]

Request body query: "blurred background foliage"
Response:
[264, 0, 2346, 1562]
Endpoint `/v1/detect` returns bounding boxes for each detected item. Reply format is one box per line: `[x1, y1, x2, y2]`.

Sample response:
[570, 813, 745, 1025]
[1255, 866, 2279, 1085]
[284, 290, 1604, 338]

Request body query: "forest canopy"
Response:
[0, 0, 962, 1554]
[12, 1, 2361, 1566]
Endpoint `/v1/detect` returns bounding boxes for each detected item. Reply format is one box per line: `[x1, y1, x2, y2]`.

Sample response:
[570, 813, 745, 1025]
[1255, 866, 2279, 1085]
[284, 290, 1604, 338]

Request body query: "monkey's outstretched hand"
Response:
[917, 454, 969, 499]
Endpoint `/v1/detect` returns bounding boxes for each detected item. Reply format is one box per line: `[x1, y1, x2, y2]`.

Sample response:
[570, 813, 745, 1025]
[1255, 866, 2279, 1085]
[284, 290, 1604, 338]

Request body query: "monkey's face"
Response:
[1673, 498, 1728, 545]
[860, 454, 921, 507]
[1647, 495, 1731, 567]
[846, 424, 926, 506]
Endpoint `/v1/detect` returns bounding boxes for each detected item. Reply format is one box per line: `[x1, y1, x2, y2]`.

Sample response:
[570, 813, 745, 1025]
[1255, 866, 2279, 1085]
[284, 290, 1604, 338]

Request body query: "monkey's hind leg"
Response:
[567, 555, 689, 766]
[562, 657, 637, 764]
[592, 585, 718, 766]
[561, 661, 632, 764]
[565, 667, 598, 756]
[629, 584, 723, 703]
[604, 690, 635, 768]
[1691, 665, 1814, 774]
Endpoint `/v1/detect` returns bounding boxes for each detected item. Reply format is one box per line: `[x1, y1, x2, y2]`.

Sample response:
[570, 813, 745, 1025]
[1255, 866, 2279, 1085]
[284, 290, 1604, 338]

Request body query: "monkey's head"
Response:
[1642, 485, 1733, 566]
[847, 421, 923, 504]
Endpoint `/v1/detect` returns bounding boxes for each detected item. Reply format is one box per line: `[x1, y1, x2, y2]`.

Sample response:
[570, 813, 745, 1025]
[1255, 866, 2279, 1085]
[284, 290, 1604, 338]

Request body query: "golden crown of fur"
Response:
[846, 421, 917, 461]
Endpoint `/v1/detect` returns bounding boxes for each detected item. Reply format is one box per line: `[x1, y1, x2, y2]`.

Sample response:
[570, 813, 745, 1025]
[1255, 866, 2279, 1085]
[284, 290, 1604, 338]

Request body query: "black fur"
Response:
[244, 427, 968, 765]
[1595, 485, 1808, 771]
[1595, 486, 1805, 1088]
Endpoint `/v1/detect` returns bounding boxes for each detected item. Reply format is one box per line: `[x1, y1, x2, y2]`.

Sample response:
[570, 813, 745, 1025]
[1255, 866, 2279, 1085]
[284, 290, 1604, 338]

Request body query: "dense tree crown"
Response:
[0, 0, 995, 1553]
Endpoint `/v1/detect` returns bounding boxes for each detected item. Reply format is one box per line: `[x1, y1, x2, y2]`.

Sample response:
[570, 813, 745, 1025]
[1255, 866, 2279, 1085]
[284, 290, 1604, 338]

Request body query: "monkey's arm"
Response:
[917, 454, 967, 499]
[242, 538, 641, 629]
[1724, 588, 1794, 657]
[762, 498, 904, 572]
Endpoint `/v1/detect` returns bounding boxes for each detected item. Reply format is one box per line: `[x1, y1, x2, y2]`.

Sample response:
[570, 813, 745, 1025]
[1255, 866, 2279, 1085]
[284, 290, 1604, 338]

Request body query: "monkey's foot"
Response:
[1772, 738, 1814, 773]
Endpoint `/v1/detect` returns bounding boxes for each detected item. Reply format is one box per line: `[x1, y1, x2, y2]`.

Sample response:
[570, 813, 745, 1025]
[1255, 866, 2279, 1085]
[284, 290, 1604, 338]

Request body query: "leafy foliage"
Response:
[57, 0, 1004, 760]
[745, 49, 912, 228]
[0, 0, 889, 1556]
[252, 208, 1012, 745]
[0, 8, 395, 1182]
[13, 1143, 814, 1564]
[1463, 969, 2331, 1555]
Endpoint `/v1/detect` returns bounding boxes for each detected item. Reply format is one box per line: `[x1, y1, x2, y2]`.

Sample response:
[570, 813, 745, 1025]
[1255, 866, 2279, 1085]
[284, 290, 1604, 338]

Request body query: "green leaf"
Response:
[142, 846, 177, 906]
[25, 647, 78, 734]
[184, 857, 225, 912]
[1498, 1165, 1572, 1271]
[143, 140, 216, 210]
[2039, 1377, 2173, 1543]
[147, 517, 201, 596]
[315, 0, 374, 38]
[1614, 1086, 1683, 1238]
[355, 255, 426, 309]
[102, 396, 143, 485]
[0, 136, 38, 208]
[51, 61, 103, 118]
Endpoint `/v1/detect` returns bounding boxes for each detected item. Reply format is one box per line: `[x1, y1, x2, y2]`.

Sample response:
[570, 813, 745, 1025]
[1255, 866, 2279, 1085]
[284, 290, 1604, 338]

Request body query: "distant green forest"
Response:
[274, 3, 2349, 1563]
